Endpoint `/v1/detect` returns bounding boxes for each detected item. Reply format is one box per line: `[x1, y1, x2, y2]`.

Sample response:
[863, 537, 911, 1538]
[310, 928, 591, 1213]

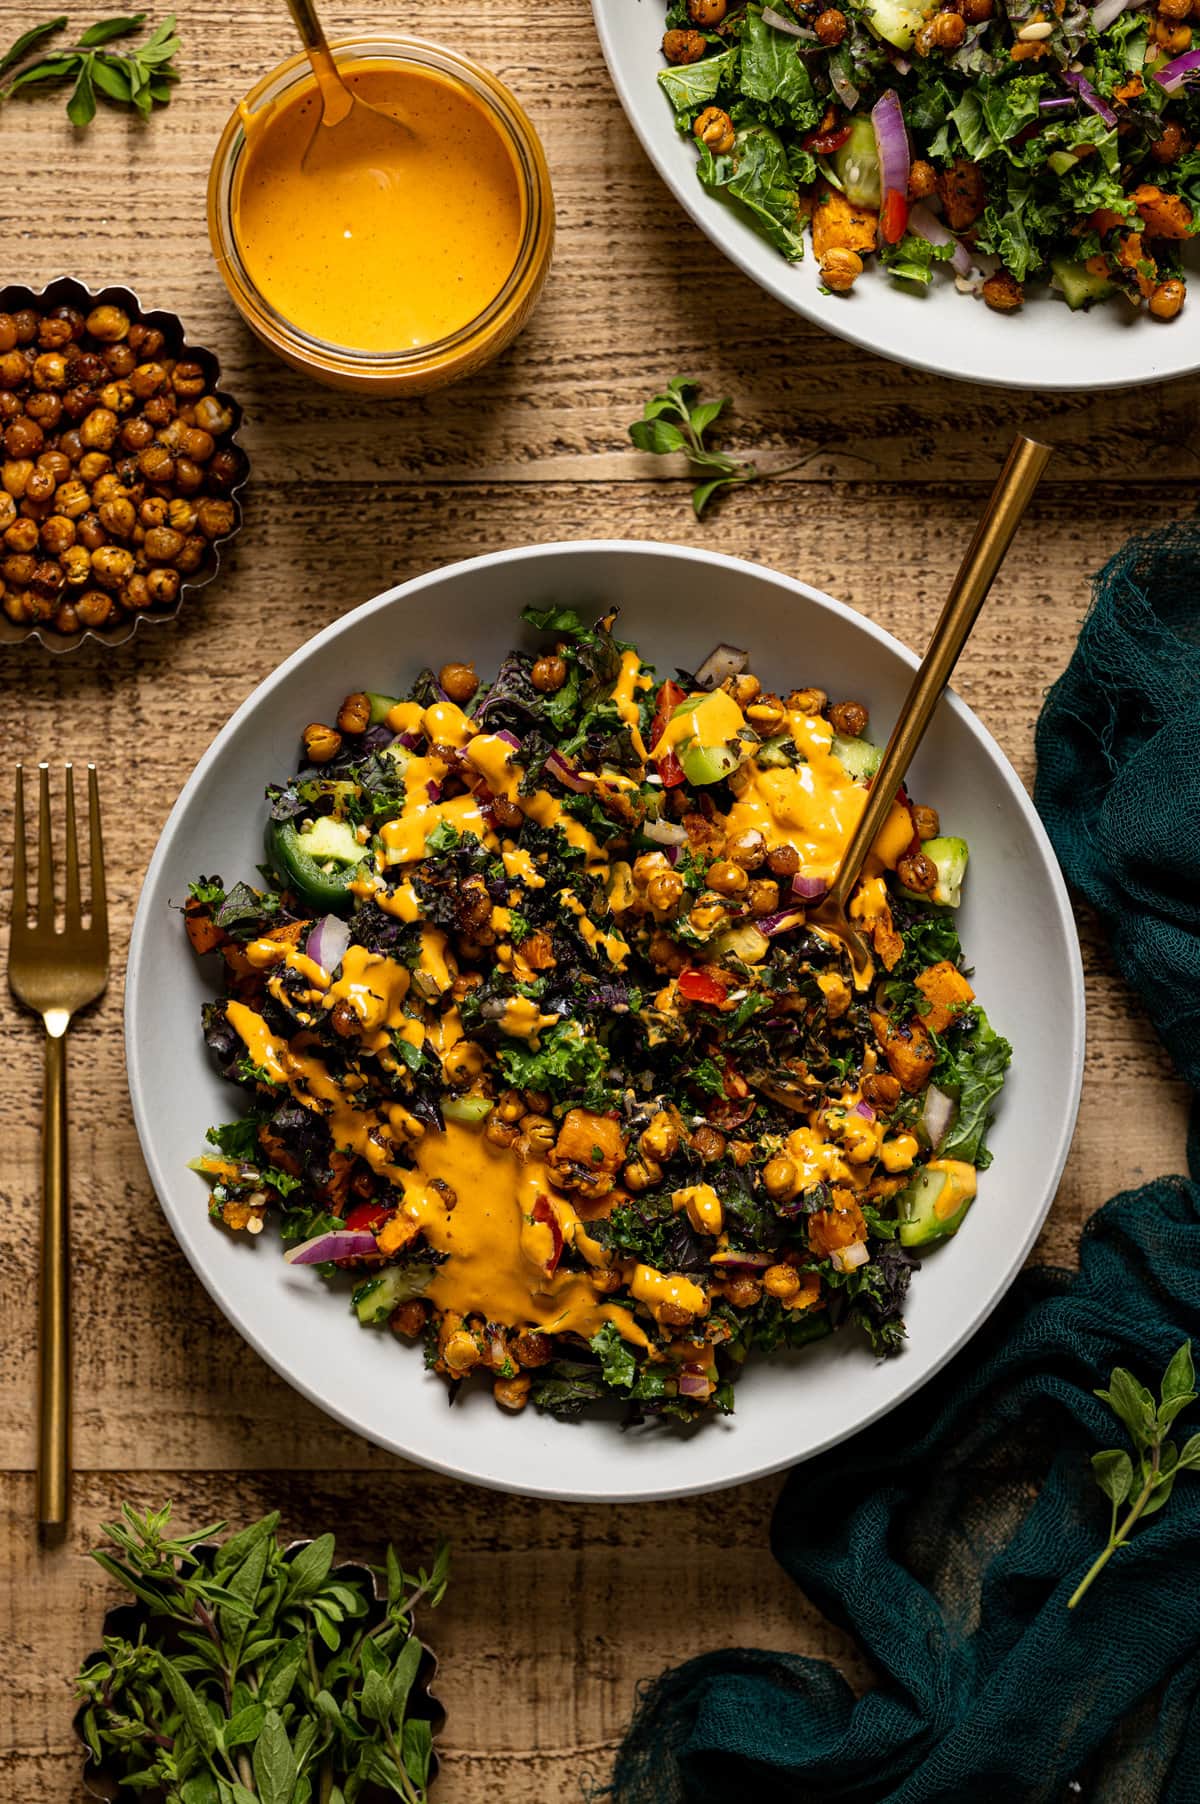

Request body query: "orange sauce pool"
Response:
[232, 61, 525, 353]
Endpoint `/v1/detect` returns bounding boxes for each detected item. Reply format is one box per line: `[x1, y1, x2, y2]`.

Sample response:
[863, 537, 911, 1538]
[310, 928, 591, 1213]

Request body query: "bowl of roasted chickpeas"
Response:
[0, 277, 248, 652]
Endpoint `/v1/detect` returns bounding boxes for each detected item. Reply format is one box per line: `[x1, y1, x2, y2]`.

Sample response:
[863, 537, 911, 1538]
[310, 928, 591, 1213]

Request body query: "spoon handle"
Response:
[285, 0, 354, 126]
[826, 430, 1052, 912]
[285, 0, 330, 54]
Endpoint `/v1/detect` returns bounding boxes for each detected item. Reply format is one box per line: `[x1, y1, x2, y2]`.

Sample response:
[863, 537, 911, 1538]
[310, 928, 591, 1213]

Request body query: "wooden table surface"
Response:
[0, 2, 1193, 1796]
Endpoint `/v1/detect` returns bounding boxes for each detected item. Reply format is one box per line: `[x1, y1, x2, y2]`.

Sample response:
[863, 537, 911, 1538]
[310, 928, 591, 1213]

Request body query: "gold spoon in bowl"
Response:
[808, 431, 1052, 986]
[284, 0, 413, 172]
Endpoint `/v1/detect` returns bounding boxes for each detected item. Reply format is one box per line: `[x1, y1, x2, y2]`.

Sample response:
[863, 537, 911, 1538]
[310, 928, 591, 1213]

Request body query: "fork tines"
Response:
[12, 762, 108, 944]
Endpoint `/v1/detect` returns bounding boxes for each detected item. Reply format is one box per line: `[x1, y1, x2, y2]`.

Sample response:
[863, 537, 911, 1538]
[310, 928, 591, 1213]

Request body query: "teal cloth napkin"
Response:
[606, 521, 1200, 1804]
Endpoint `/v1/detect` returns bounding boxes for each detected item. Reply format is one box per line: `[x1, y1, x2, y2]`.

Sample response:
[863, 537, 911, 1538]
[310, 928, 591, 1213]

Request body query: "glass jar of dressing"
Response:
[207, 36, 554, 396]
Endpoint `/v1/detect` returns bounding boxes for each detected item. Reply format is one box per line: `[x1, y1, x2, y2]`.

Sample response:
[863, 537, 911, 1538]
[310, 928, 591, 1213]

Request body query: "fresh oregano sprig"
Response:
[628, 377, 808, 518]
[1068, 1340, 1200, 1610]
[76, 1501, 449, 1803]
[0, 13, 180, 126]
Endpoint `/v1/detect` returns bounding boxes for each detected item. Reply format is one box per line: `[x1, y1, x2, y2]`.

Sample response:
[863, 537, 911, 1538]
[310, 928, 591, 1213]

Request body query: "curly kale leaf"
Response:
[595, 1192, 712, 1274]
[935, 1007, 1012, 1168]
[825, 1240, 918, 1357]
[496, 1020, 613, 1109]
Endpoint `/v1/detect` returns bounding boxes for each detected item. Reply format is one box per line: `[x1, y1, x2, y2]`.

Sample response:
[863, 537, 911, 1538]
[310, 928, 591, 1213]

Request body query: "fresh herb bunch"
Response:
[76, 1503, 449, 1803]
[0, 13, 180, 125]
[629, 376, 809, 517]
[1069, 1340, 1200, 1609]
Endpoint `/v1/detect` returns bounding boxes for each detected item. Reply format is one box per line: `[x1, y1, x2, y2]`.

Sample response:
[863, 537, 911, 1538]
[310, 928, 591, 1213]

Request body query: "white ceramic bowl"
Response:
[592, 0, 1199, 392]
[126, 541, 1085, 1501]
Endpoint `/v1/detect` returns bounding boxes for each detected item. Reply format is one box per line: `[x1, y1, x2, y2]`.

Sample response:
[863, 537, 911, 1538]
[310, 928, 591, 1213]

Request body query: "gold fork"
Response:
[8, 763, 109, 1534]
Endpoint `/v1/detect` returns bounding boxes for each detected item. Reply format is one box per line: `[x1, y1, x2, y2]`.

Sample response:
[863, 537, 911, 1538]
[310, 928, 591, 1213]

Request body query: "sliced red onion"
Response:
[1093, 0, 1146, 29]
[1062, 67, 1117, 125]
[833, 1240, 870, 1272]
[544, 748, 592, 794]
[909, 202, 973, 277]
[396, 730, 422, 750]
[853, 1099, 876, 1121]
[887, 47, 912, 73]
[791, 872, 829, 901]
[762, 4, 809, 33]
[694, 643, 748, 690]
[426, 779, 443, 803]
[871, 90, 910, 242]
[1153, 45, 1200, 90]
[922, 1083, 956, 1151]
[285, 1229, 379, 1265]
[306, 914, 351, 974]
[678, 1370, 713, 1398]
[1039, 94, 1077, 112]
[756, 906, 807, 937]
[643, 817, 689, 847]
[494, 728, 521, 751]
[710, 1249, 774, 1269]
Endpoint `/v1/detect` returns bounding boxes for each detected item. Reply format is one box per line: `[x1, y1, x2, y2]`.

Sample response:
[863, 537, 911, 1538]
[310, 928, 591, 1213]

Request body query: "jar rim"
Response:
[207, 35, 553, 379]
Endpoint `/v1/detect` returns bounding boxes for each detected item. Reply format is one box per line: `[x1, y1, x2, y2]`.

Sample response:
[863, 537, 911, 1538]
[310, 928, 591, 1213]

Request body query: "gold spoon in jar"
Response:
[284, 0, 413, 171]
[808, 432, 1052, 988]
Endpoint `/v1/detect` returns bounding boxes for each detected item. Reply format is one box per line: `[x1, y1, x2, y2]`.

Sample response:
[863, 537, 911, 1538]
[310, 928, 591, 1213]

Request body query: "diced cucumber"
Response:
[922, 835, 969, 907]
[832, 117, 881, 209]
[298, 816, 364, 867]
[1051, 257, 1117, 312]
[680, 740, 742, 785]
[353, 1264, 433, 1326]
[757, 734, 800, 769]
[832, 735, 883, 783]
[863, 0, 931, 50]
[367, 691, 400, 725]
[897, 1158, 977, 1247]
[441, 1095, 492, 1125]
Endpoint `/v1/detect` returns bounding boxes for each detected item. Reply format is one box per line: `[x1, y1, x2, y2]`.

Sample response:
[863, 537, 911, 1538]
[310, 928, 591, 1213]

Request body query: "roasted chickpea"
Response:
[647, 870, 685, 914]
[787, 686, 826, 713]
[531, 653, 568, 693]
[91, 544, 135, 588]
[303, 722, 342, 763]
[129, 361, 167, 399]
[170, 359, 206, 398]
[763, 1264, 802, 1301]
[145, 566, 181, 608]
[723, 1273, 763, 1308]
[167, 497, 198, 535]
[815, 6, 848, 39]
[337, 691, 372, 735]
[75, 588, 113, 628]
[828, 699, 868, 737]
[23, 467, 56, 508]
[912, 803, 940, 839]
[26, 392, 63, 432]
[1, 588, 32, 623]
[40, 515, 75, 557]
[821, 248, 864, 293]
[930, 8, 967, 44]
[195, 497, 236, 539]
[762, 1156, 799, 1200]
[389, 1299, 429, 1340]
[177, 425, 215, 463]
[79, 407, 118, 451]
[958, 0, 994, 22]
[77, 451, 111, 483]
[746, 692, 787, 732]
[766, 843, 800, 879]
[31, 558, 65, 598]
[662, 26, 707, 61]
[32, 352, 68, 392]
[1147, 276, 1185, 320]
[54, 479, 91, 519]
[5, 517, 37, 553]
[909, 159, 938, 201]
[5, 416, 44, 460]
[0, 492, 15, 531]
[730, 672, 761, 708]
[640, 1111, 680, 1162]
[746, 877, 780, 918]
[514, 1330, 552, 1368]
[687, 0, 727, 19]
[193, 394, 233, 436]
[438, 660, 478, 703]
[138, 443, 175, 486]
[175, 534, 207, 574]
[98, 496, 137, 539]
[11, 310, 36, 345]
[694, 105, 735, 154]
[2, 459, 33, 498]
[0, 315, 15, 354]
[897, 849, 938, 892]
[76, 512, 106, 551]
[494, 1374, 532, 1412]
[862, 1071, 901, 1108]
[0, 349, 30, 387]
[623, 1156, 663, 1193]
[707, 859, 749, 896]
[61, 544, 91, 586]
[1, 552, 35, 586]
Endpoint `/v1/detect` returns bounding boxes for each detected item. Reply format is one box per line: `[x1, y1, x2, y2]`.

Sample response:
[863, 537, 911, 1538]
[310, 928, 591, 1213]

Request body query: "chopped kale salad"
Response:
[186, 608, 1010, 1423]
[656, 0, 1199, 315]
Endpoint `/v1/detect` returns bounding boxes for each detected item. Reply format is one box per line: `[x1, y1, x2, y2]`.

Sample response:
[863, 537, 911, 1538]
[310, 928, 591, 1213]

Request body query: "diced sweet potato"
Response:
[937, 158, 986, 231]
[870, 1009, 937, 1093]
[812, 187, 878, 260]
[914, 961, 975, 1034]
[184, 899, 223, 956]
[808, 1194, 867, 1256]
[553, 1108, 626, 1173]
[1131, 184, 1193, 240]
[872, 901, 904, 973]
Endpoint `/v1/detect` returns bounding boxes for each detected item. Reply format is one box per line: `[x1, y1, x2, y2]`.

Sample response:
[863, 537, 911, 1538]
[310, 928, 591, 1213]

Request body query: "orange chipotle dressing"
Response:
[232, 62, 524, 352]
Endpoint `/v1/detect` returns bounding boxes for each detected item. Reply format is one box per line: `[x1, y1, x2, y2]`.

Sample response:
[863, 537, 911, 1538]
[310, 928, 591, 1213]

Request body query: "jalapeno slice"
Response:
[265, 816, 368, 914]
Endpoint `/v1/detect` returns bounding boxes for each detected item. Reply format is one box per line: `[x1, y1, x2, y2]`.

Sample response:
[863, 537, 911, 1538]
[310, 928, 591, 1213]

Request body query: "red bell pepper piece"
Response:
[345, 1199, 390, 1233]
[531, 1193, 564, 1273]
[804, 121, 852, 155]
[651, 679, 687, 789]
[678, 968, 729, 1007]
